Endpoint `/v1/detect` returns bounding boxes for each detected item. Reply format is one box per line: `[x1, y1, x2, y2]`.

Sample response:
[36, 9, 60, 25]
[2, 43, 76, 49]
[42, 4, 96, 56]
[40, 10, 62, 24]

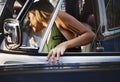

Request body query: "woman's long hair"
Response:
[28, 0, 54, 23]
[24, 0, 54, 36]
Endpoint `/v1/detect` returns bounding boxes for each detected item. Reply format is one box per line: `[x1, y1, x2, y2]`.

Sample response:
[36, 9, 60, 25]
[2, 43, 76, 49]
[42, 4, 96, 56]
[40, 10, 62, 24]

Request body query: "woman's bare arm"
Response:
[47, 11, 96, 62]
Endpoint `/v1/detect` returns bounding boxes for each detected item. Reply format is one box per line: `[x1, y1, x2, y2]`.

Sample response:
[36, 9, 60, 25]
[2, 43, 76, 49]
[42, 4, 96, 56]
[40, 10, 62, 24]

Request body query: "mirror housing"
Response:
[3, 18, 22, 50]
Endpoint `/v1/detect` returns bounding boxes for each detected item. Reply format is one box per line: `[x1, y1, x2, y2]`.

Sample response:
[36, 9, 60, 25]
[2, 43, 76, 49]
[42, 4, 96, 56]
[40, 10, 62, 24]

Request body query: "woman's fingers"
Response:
[47, 50, 53, 61]
[47, 48, 65, 63]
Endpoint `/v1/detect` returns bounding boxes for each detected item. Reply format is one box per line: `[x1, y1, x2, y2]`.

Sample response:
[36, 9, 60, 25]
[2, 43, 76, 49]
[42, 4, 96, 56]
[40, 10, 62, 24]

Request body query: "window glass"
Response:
[0, 0, 8, 16]
[105, 0, 120, 29]
[0, 2, 5, 16]
[13, 0, 26, 18]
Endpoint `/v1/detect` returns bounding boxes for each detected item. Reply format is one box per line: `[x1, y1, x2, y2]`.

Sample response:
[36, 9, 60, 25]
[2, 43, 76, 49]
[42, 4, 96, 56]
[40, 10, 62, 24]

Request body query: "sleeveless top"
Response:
[42, 23, 81, 52]
[43, 23, 66, 52]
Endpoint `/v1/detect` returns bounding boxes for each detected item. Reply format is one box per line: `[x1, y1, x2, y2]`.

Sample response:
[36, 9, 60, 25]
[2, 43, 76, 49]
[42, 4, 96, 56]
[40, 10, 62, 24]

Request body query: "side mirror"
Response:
[3, 18, 22, 50]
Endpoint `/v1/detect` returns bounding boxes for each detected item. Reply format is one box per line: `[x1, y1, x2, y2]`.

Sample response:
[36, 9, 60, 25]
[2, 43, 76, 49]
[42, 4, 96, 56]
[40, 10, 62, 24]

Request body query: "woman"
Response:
[26, 0, 96, 62]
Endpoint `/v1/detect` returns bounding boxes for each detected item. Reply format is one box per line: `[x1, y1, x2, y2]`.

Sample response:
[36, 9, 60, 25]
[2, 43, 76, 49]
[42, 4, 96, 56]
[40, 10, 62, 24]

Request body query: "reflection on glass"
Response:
[0, 2, 6, 16]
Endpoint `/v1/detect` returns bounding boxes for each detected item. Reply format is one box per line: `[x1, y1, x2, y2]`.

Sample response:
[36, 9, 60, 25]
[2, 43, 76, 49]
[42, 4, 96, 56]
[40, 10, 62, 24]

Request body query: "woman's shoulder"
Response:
[58, 10, 81, 26]
[58, 11, 75, 23]
[58, 10, 72, 19]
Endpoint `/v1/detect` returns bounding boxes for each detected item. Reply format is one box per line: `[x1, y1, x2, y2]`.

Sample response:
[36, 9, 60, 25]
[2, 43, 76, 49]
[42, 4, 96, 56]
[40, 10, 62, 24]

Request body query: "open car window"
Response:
[22, 0, 61, 53]
[0, 0, 62, 53]
[0, 0, 120, 54]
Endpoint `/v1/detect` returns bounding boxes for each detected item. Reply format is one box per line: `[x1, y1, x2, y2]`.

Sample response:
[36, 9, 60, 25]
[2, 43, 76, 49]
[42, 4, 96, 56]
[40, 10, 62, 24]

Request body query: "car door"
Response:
[0, 0, 120, 82]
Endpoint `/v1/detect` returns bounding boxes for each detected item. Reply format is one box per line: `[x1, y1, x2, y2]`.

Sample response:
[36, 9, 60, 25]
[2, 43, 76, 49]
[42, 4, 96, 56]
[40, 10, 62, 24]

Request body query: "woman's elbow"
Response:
[89, 31, 96, 42]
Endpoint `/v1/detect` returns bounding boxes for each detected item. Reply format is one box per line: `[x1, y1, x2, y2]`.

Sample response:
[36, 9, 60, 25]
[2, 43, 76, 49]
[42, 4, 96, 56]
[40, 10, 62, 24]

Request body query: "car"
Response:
[0, 0, 120, 82]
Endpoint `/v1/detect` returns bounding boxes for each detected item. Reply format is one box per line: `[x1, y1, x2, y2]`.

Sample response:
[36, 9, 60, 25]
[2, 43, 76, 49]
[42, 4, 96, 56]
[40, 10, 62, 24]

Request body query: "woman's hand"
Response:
[47, 42, 67, 63]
